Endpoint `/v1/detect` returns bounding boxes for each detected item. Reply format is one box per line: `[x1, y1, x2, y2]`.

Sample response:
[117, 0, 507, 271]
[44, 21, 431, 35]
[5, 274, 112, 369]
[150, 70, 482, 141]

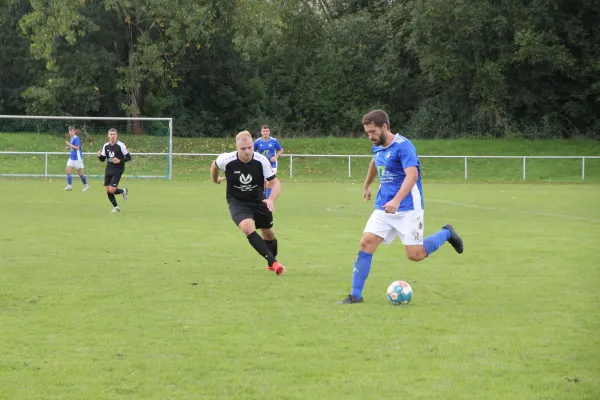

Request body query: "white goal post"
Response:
[0, 115, 174, 180]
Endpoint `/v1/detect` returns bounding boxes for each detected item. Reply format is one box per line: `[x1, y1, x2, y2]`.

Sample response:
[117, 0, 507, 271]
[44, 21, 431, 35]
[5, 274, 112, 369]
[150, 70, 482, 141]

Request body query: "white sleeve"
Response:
[259, 155, 276, 180]
[215, 153, 228, 170]
[118, 141, 129, 155]
[101, 143, 107, 156]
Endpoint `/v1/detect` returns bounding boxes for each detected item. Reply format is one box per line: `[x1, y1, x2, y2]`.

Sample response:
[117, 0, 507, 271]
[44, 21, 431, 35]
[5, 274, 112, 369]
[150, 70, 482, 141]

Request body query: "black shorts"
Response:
[227, 198, 274, 229]
[103, 171, 123, 187]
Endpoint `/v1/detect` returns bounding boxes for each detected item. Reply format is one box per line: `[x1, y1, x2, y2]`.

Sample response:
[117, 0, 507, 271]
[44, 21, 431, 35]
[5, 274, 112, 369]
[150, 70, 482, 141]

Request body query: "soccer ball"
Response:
[386, 280, 413, 305]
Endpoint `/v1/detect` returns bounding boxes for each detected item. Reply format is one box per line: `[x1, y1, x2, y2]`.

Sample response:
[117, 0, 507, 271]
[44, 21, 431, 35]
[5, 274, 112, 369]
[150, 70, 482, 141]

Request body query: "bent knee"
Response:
[238, 219, 256, 236]
[407, 253, 426, 262]
[359, 234, 381, 253]
[405, 246, 427, 262]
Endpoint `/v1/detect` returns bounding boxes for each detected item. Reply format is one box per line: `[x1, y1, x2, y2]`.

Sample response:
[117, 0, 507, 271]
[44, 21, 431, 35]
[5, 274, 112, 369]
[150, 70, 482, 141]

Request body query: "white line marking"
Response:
[429, 199, 600, 223]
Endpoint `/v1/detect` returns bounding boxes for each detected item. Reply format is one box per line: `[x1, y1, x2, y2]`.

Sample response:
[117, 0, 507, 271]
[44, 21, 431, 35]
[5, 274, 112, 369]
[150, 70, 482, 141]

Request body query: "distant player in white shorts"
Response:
[338, 110, 464, 304]
[63, 126, 89, 191]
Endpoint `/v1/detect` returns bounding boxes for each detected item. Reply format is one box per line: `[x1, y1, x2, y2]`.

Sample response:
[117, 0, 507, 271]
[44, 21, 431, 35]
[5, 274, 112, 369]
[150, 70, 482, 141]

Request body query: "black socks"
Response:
[247, 231, 276, 266]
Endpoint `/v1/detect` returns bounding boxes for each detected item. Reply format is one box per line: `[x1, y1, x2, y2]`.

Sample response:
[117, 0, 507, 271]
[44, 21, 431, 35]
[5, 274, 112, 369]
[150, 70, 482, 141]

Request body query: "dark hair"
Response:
[261, 125, 269, 130]
[361, 110, 390, 129]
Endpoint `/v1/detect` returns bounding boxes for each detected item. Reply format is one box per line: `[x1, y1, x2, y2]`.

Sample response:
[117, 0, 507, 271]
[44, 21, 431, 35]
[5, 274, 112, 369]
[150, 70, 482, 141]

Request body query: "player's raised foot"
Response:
[62, 185, 72, 191]
[122, 187, 128, 201]
[443, 224, 464, 254]
[267, 261, 286, 275]
[337, 294, 364, 304]
[111, 206, 120, 213]
[82, 184, 90, 192]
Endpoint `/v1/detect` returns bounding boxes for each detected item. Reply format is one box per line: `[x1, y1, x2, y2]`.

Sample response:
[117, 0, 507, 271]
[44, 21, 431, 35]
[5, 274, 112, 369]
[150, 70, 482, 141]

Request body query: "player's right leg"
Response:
[256, 204, 285, 274]
[229, 199, 281, 274]
[64, 163, 73, 190]
[338, 210, 390, 304]
[105, 173, 120, 212]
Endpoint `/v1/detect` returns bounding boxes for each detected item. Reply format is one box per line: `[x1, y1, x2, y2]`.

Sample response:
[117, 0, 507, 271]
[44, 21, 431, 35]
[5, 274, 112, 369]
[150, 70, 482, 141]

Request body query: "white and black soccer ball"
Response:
[386, 280, 413, 305]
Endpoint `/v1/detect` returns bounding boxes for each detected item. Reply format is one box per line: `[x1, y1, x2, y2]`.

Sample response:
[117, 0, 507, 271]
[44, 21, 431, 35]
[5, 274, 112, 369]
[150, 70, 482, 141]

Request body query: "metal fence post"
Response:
[45, 153, 48, 176]
[289, 154, 293, 179]
[464, 156, 468, 180]
[522, 157, 526, 180]
[348, 155, 351, 178]
[582, 157, 585, 180]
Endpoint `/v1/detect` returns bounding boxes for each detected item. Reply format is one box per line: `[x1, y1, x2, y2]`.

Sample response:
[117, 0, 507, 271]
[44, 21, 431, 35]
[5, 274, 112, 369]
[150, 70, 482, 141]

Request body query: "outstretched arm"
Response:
[211, 161, 224, 184]
[274, 148, 284, 160]
[363, 158, 377, 201]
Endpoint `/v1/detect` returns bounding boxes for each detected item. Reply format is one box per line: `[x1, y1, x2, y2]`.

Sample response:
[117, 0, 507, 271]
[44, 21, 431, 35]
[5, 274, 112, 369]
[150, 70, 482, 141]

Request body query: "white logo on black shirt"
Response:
[240, 174, 252, 184]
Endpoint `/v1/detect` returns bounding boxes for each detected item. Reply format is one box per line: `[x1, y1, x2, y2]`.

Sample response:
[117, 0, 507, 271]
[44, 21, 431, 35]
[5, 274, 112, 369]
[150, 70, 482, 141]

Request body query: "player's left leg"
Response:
[109, 173, 127, 200]
[76, 167, 89, 191]
[260, 227, 286, 274]
[400, 211, 463, 261]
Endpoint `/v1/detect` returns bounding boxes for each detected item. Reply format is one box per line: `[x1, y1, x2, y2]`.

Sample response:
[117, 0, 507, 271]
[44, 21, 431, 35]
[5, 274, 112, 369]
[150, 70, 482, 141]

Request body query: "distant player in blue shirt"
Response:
[338, 110, 464, 304]
[63, 126, 89, 192]
[253, 125, 284, 198]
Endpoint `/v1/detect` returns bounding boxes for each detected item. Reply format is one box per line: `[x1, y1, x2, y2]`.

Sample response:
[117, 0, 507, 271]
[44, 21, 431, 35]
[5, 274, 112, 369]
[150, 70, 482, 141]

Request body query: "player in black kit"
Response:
[97, 128, 131, 212]
[211, 130, 286, 275]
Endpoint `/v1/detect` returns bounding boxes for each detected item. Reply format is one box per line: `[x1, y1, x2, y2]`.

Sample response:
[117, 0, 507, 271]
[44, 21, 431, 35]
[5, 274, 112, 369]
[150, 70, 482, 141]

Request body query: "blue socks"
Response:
[265, 188, 272, 198]
[423, 228, 451, 256]
[67, 174, 72, 185]
[351, 250, 373, 299]
[81, 175, 87, 185]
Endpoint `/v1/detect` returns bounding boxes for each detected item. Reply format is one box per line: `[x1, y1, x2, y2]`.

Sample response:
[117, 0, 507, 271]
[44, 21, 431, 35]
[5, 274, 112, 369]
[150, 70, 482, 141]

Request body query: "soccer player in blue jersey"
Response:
[253, 125, 284, 198]
[63, 126, 89, 191]
[338, 110, 464, 304]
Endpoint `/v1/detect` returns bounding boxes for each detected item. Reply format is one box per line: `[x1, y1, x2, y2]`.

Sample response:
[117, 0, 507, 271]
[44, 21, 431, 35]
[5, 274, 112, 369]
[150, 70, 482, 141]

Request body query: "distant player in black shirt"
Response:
[211, 130, 286, 275]
[97, 128, 131, 212]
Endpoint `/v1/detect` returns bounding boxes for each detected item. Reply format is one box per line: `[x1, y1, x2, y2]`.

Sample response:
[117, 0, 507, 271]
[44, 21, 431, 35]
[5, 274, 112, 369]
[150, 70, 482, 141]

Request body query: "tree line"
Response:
[1, 0, 599, 138]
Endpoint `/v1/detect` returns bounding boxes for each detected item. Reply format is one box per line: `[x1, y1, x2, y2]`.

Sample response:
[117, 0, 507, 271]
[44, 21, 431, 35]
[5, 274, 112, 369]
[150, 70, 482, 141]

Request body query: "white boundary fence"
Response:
[0, 151, 598, 180]
[0, 115, 173, 179]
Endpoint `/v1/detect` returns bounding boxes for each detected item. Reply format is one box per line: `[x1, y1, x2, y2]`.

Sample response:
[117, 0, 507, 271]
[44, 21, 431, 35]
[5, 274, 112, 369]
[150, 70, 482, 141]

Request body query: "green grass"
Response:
[1, 133, 600, 182]
[1, 180, 599, 399]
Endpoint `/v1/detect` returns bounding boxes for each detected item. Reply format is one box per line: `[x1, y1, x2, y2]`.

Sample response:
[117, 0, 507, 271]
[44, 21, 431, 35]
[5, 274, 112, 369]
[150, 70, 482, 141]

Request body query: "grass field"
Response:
[1, 134, 600, 182]
[1, 179, 599, 399]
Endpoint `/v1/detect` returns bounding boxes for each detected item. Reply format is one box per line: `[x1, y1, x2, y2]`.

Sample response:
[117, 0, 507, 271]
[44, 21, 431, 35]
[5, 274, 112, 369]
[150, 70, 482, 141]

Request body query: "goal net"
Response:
[0, 115, 173, 180]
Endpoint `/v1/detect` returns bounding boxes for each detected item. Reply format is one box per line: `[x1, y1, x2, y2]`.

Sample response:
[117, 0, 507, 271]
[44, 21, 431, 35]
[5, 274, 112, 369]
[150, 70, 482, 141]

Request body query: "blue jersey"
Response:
[373, 134, 423, 211]
[254, 137, 282, 167]
[69, 136, 82, 161]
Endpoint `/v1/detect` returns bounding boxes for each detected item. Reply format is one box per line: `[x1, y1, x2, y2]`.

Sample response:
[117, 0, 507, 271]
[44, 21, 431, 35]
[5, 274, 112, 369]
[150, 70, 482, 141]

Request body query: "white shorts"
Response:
[66, 159, 84, 170]
[364, 209, 424, 245]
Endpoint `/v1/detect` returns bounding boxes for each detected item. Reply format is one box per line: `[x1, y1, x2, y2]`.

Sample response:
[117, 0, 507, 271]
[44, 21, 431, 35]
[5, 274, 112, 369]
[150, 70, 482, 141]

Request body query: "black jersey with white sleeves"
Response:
[215, 151, 276, 203]
[98, 141, 131, 172]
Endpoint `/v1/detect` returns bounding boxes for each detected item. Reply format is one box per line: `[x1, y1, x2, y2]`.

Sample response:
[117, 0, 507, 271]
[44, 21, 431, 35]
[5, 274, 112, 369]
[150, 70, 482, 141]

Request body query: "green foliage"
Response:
[1, 0, 599, 137]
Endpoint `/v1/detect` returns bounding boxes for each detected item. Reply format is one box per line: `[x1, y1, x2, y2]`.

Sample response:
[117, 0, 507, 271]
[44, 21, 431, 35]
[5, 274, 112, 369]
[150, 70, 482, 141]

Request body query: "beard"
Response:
[372, 135, 385, 146]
